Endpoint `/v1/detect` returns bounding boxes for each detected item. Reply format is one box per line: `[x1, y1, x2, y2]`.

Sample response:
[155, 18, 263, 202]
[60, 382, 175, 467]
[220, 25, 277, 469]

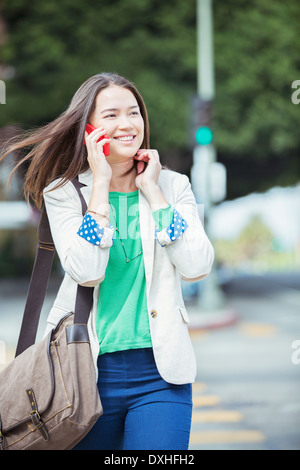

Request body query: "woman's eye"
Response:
[104, 111, 139, 118]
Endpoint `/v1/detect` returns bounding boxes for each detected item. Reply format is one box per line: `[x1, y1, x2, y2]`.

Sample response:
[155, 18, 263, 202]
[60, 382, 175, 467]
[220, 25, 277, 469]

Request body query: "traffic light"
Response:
[192, 96, 213, 146]
[196, 125, 213, 145]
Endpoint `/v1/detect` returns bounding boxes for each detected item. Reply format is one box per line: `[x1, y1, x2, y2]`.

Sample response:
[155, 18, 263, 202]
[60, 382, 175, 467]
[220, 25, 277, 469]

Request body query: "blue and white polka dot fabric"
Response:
[77, 209, 187, 248]
[77, 214, 114, 248]
[155, 208, 188, 247]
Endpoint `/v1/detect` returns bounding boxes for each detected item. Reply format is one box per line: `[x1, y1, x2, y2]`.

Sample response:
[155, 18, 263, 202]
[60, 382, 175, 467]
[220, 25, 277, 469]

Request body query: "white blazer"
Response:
[43, 168, 214, 384]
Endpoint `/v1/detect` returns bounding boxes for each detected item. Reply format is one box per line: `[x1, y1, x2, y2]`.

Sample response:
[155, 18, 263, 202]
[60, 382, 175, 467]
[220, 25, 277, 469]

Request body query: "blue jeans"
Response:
[73, 348, 193, 450]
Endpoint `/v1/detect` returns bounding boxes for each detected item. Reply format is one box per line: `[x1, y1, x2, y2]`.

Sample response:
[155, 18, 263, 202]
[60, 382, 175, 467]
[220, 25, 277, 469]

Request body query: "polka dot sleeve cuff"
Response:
[77, 214, 114, 248]
[154, 208, 188, 247]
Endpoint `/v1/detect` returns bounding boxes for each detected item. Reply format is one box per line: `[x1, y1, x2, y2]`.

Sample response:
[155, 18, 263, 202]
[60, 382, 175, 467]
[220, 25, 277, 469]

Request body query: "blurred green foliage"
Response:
[0, 0, 299, 199]
[214, 0, 300, 197]
[0, 0, 196, 153]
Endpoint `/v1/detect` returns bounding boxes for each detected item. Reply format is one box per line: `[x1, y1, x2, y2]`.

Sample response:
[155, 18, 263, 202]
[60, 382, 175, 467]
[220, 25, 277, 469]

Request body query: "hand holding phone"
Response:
[85, 123, 110, 156]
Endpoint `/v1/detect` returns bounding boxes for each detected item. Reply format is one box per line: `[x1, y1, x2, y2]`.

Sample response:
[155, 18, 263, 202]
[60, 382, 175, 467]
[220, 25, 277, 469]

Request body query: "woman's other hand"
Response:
[134, 150, 169, 211]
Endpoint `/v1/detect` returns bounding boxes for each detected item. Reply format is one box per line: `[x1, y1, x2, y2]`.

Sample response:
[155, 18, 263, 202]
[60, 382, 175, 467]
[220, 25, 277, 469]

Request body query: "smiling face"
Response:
[89, 85, 144, 161]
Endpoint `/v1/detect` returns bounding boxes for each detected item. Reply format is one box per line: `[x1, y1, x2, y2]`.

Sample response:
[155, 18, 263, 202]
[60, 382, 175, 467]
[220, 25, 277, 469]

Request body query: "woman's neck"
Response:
[109, 159, 138, 192]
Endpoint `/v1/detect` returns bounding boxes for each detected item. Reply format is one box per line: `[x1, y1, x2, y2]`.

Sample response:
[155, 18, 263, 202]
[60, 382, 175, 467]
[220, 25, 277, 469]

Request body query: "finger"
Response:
[96, 137, 111, 147]
[87, 131, 109, 153]
[86, 128, 107, 142]
[134, 154, 149, 161]
[137, 161, 145, 175]
[134, 152, 149, 161]
[137, 149, 159, 162]
[96, 138, 111, 157]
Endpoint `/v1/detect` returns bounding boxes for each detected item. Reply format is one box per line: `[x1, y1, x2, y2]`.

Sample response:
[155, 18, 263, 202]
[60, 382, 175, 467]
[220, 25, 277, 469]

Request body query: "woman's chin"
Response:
[109, 146, 140, 159]
[107, 151, 137, 163]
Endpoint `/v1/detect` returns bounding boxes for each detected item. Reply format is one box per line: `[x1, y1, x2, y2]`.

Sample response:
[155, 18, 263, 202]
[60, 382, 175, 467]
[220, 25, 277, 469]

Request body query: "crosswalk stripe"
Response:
[190, 382, 266, 446]
[192, 382, 207, 393]
[239, 323, 277, 337]
[193, 395, 220, 407]
[189, 430, 265, 444]
[192, 409, 243, 423]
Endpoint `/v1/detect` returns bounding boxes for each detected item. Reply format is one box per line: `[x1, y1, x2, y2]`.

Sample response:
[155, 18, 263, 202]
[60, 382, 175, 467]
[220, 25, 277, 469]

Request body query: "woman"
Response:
[1, 73, 214, 450]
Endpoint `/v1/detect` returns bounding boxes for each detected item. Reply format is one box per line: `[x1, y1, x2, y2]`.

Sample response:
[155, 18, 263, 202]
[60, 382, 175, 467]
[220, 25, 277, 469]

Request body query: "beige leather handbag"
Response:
[0, 178, 102, 450]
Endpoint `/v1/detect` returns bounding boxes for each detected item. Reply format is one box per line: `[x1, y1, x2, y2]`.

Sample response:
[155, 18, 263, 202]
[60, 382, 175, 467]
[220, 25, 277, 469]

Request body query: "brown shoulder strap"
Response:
[15, 176, 93, 357]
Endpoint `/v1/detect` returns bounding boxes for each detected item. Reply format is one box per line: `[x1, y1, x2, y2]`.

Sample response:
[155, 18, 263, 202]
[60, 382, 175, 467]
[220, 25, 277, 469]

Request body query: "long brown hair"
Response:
[0, 73, 150, 209]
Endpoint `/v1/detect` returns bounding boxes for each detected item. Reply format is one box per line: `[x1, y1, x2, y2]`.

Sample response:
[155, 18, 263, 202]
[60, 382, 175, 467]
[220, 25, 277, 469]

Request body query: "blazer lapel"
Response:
[78, 169, 93, 206]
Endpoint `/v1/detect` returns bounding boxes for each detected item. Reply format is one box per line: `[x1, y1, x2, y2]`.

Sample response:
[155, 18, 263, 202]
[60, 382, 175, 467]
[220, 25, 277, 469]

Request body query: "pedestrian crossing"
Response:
[190, 381, 266, 449]
[192, 409, 243, 423]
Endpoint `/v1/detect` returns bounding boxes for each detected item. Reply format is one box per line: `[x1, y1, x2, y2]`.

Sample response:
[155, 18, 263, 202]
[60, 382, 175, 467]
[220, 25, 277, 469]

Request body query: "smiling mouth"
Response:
[114, 135, 136, 143]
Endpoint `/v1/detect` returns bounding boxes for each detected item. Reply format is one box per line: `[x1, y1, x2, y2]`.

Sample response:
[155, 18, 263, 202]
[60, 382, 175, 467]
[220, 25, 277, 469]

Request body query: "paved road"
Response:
[1, 271, 299, 450]
[188, 271, 300, 450]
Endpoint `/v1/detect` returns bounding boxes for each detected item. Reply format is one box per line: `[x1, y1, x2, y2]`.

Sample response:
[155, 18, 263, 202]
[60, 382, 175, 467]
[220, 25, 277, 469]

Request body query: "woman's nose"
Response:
[118, 115, 133, 129]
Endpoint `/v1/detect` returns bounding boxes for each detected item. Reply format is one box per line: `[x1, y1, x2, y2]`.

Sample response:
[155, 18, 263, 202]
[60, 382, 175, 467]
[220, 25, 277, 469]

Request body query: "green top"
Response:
[96, 190, 173, 355]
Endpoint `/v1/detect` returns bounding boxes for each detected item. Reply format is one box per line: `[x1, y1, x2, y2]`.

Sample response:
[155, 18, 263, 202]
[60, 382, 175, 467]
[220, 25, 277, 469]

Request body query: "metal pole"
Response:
[197, 0, 215, 100]
[193, 0, 225, 310]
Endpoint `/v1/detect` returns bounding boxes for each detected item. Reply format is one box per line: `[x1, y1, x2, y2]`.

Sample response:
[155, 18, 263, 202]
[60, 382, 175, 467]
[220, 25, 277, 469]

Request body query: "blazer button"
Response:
[151, 310, 158, 318]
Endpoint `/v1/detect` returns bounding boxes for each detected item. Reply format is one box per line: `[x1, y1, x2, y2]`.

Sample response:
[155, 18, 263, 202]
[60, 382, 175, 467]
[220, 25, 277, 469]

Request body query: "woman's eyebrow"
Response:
[100, 105, 139, 114]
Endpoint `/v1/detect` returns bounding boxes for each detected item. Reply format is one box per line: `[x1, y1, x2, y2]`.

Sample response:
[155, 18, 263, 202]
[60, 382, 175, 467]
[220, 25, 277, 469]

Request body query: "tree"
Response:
[213, 0, 300, 197]
[0, 0, 196, 157]
[0, 0, 299, 200]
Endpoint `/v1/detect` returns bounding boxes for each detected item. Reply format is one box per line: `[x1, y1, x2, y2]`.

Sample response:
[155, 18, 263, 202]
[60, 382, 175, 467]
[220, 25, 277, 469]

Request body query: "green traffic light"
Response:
[195, 126, 213, 145]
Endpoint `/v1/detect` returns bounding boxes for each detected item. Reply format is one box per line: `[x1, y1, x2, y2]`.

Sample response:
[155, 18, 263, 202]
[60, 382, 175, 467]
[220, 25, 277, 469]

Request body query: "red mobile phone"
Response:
[85, 123, 110, 156]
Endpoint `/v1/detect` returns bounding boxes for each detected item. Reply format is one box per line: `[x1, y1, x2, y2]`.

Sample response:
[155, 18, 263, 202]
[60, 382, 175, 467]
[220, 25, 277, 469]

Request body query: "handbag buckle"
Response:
[27, 389, 49, 441]
[30, 409, 41, 420]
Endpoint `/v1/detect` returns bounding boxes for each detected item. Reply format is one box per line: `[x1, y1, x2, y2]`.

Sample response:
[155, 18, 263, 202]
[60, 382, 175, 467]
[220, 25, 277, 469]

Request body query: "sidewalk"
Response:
[187, 304, 240, 331]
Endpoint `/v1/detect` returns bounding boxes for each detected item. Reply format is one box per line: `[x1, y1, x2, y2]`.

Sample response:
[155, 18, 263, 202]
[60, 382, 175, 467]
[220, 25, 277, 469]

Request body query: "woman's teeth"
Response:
[115, 136, 134, 141]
